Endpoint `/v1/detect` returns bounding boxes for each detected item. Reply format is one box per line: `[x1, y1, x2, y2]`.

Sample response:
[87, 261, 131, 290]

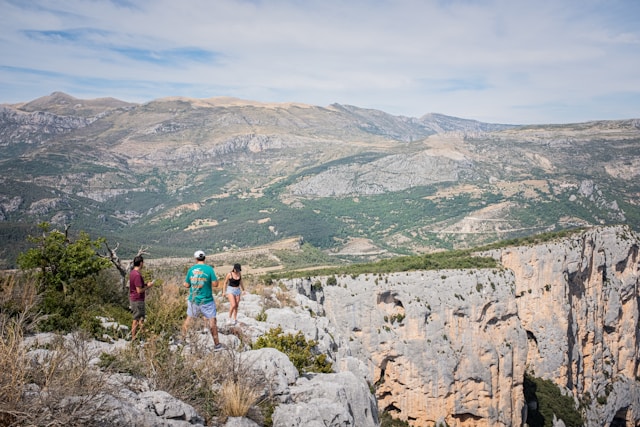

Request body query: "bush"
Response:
[523, 373, 584, 427]
[379, 411, 410, 427]
[252, 326, 333, 374]
[16, 223, 122, 335]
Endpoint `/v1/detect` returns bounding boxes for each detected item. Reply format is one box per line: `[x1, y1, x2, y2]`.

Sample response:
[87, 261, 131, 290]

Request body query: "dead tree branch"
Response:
[100, 242, 149, 291]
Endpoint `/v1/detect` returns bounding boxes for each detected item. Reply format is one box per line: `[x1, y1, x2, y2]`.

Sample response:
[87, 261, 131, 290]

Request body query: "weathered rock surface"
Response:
[290, 267, 526, 426]
[485, 225, 640, 426]
[20, 309, 377, 427]
[284, 224, 640, 426]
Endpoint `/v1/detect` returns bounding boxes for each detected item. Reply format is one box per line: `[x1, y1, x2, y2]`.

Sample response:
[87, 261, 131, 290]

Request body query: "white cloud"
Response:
[0, 0, 639, 124]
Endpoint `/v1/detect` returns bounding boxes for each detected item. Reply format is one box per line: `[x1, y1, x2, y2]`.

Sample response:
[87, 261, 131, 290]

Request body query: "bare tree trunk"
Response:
[100, 242, 149, 291]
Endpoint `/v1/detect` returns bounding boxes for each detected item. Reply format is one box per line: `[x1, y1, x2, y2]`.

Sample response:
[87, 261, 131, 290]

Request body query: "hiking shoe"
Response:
[213, 343, 224, 351]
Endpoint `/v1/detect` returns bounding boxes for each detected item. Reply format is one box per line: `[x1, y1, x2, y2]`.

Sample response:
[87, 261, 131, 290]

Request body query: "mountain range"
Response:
[1, 91, 639, 268]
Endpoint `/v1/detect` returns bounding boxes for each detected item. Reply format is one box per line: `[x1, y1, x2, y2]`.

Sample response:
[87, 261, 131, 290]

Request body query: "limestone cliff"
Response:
[486, 225, 640, 426]
[289, 225, 640, 426]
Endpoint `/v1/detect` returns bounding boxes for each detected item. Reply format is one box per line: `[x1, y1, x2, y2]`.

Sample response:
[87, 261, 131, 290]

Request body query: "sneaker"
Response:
[213, 343, 224, 351]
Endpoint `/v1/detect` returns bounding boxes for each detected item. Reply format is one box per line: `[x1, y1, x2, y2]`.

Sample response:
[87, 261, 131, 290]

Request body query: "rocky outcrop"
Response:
[271, 371, 379, 427]
[485, 225, 640, 426]
[0, 106, 93, 144]
[288, 150, 471, 197]
[20, 299, 378, 427]
[286, 225, 640, 426]
[291, 268, 527, 427]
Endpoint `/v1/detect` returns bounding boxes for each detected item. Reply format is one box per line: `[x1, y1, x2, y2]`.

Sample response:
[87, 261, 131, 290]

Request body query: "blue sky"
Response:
[1, 0, 639, 124]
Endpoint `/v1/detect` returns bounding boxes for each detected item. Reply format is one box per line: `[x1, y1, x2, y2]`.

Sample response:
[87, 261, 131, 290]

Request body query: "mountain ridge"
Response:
[0, 92, 638, 267]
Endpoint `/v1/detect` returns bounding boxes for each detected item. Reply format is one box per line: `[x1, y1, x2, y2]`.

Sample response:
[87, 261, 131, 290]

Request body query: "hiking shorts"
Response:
[131, 300, 146, 321]
[187, 300, 217, 319]
[226, 286, 242, 297]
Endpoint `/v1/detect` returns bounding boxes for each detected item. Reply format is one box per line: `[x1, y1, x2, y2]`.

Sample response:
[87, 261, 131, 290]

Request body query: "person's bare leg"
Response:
[232, 295, 241, 321]
[137, 319, 144, 338]
[182, 316, 193, 338]
[208, 317, 219, 345]
[131, 319, 139, 340]
[228, 295, 238, 321]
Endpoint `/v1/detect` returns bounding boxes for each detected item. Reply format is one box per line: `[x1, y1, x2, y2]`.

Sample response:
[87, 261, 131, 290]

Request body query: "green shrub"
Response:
[379, 411, 410, 427]
[268, 248, 498, 281]
[523, 373, 584, 427]
[255, 310, 267, 322]
[16, 223, 120, 335]
[252, 326, 333, 374]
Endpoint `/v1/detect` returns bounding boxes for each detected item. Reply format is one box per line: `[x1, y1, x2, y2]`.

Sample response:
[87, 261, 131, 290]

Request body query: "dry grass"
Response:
[103, 335, 267, 423]
[252, 280, 296, 310]
[0, 329, 117, 426]
[1, 269, 275, 426]
[219, 378, 262, 417]
[144, 280, 187, 337]
[216, 349, 268, 421]
[0, 275, 120, 426]
[0, 321, 27, 409]
[0, 274, 40, 333]
[0, 274, 40, 425]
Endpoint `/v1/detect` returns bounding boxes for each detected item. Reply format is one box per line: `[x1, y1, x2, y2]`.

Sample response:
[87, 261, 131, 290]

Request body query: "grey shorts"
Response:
[131, 300, 146, 321]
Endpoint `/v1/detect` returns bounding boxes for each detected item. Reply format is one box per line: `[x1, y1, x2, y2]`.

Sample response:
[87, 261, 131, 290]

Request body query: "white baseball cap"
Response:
[194, 250, 206, 260]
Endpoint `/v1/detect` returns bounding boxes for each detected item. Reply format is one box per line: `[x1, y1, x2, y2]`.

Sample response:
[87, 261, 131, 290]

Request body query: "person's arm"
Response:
[136, 281, 153, 294]
[133, 273, 153, 294]
[222, 273, 230, 293]
[211, 273, 220, 289]
[137, 280, 154, 293]
[183, 271, 191, 289]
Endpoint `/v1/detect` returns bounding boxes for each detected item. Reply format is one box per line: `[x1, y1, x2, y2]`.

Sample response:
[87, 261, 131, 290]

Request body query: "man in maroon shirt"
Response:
[129, 255, 154, 341]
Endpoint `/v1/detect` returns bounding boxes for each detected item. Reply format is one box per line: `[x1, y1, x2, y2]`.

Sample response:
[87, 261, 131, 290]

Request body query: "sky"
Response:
[1, 0, 639, 125]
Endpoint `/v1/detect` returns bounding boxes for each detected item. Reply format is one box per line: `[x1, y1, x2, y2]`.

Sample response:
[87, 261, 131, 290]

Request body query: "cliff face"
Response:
[292, 225, 640, 426]
[487, 225, 640, 426]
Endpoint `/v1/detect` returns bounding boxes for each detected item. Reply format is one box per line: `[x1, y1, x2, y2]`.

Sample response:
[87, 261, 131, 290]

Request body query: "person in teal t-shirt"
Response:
[182, 250, 223, 350]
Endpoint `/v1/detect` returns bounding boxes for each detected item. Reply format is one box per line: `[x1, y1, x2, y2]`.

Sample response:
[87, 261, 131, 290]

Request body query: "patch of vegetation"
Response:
[16, 223, 128, 334]
[523, 373, 584, 427]
[478, 227, 586, 251]
[270, 248, 498, 280]
[380, 410, 410, 427]
[274, 243, 339, 269]
[255, 309, 267, 322]
[252, 326, 333, 374]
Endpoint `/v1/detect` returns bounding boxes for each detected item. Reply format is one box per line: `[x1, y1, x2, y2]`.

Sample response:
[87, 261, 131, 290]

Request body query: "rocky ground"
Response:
[19, 289, 378, 427]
